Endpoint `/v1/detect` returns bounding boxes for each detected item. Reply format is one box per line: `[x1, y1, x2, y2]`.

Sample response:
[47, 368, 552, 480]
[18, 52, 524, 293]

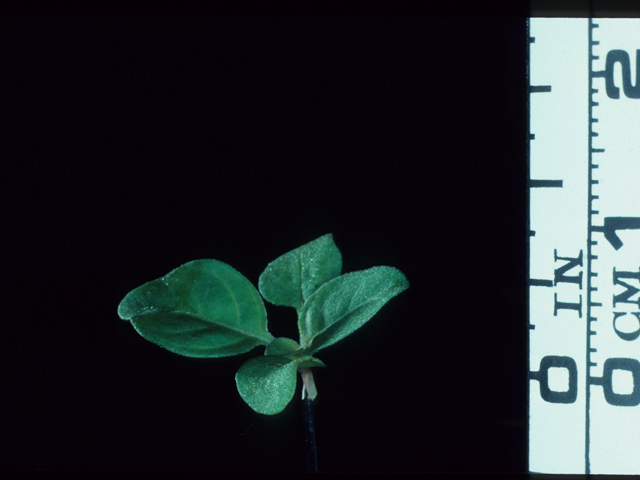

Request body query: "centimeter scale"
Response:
[527, 18, 639, 475]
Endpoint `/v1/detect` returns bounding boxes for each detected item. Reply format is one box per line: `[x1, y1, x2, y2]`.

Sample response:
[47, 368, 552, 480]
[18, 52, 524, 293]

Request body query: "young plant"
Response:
[117, 234, 409, 416]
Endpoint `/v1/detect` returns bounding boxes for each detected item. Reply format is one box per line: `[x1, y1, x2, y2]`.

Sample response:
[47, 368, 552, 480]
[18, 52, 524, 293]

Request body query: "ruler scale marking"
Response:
[528, 18, 640, 475]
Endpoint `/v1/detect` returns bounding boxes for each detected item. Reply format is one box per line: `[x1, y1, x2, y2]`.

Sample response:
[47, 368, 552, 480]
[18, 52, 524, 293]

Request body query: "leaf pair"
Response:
[258, 235, 409, 354]
[118, 234, 409, 415]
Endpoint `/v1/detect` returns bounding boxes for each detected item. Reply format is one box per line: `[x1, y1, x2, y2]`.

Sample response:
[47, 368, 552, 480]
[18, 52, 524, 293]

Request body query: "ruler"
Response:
[528, 18, 640, 475]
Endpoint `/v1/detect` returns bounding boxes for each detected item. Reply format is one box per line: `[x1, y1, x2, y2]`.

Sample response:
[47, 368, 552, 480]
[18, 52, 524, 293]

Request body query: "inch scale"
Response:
[528, 18, 639, 475]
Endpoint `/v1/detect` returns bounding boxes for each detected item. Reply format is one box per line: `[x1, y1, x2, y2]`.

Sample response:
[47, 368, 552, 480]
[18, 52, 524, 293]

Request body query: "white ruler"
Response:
[528, 18, 640, 475]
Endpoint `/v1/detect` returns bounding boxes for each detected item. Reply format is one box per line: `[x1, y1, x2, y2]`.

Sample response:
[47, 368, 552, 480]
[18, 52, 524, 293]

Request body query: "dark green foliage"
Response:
[118, 234, 408, 414]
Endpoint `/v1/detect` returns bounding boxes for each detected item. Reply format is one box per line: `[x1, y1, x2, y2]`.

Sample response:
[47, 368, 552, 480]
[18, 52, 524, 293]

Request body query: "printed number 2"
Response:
[604, 49, 640, 100]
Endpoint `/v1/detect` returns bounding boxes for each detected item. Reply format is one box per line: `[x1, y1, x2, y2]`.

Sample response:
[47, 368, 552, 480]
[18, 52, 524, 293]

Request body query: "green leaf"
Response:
[118, 259, 274, 358]
[298, 266, 409, 354]
[235, 355, 323, 415]
[258, 234, 342, 312]
[296, 356, 326, 370]
[264, 337, 301, 356]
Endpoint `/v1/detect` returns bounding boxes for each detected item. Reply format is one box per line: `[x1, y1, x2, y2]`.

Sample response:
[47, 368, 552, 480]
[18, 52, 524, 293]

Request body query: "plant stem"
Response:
[304, 394, 318, 473]
[300, 368, 318, 473]
[300, 368, 318, 400]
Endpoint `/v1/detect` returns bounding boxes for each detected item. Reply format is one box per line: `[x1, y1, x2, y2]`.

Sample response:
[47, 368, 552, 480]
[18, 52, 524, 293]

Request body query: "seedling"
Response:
[117, 234, 408, 470]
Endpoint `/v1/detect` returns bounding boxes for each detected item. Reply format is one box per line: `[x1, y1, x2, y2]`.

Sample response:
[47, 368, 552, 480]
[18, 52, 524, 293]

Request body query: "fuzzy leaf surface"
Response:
[296, 356, 326, 370]
[235, 355, 323, 415]
[264, 337, 301, 356]
[298, 266, 409, 354]
[258, 234, 342, 312]
[118, 259, 273, 358]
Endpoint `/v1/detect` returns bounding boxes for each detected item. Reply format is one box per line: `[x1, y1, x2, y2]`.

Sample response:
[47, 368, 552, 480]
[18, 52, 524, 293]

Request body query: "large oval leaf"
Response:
[258, 234, 342, 312]
[118, 259, 274, 358]
[298, 266, 409, 354]
[235, 355, 325, 415]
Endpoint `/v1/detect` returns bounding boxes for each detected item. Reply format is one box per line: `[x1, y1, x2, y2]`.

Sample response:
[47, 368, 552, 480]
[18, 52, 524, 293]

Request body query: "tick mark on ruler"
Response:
[529, 179, 563, 188]
[592, 148, 605, 153]
[529, 278, 553, 287]
[529, 85, 551, 93]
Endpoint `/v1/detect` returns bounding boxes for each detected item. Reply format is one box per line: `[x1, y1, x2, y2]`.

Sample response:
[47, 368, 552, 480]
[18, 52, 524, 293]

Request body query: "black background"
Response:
[2, 17, 529, 472]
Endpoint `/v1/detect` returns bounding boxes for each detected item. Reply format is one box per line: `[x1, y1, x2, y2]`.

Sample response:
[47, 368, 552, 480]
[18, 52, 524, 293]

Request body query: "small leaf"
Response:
[118, 259, 274, 358]
[236, 355, 324, 415]
[298, 266, 409, 354]
[265, 337, 301, 356]
[297, 356, 326, 370]
[258, 234, 342, 312]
